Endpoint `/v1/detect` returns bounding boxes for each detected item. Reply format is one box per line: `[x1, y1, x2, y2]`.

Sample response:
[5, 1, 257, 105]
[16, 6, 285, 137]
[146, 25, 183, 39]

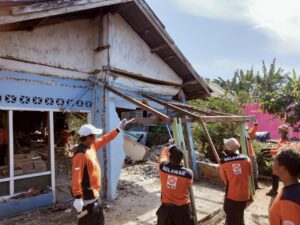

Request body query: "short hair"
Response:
[169, 145, 184, 165]
[79, 134, 94, 143]
[275, 148, 300, 177]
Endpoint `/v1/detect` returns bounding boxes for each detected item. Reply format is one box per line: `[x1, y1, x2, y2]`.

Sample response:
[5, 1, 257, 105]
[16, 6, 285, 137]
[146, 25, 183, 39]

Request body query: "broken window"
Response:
[13, 111, 50, 176]
[0, 110, 9, 179]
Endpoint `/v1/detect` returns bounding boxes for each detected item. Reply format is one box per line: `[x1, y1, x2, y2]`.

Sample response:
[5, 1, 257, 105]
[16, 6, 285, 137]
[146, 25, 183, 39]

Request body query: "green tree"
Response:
[190, 97, 242, 162]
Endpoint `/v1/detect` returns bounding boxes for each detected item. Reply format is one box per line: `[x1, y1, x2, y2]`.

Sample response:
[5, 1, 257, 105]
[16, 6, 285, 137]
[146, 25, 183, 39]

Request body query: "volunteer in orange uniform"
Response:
[72, 120, 127, 225]
[270, 148, 300, 225]
[156, 145, 194, 225]
[219, 138, 252, 225]
[246, 120, 259, 189]
[265, 124, 291, 196]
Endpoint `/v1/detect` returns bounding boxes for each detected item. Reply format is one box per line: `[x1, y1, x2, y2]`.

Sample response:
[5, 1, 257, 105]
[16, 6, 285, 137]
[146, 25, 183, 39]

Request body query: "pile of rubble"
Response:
[123, 161, 159, 179]
[117, 180, 146, 197]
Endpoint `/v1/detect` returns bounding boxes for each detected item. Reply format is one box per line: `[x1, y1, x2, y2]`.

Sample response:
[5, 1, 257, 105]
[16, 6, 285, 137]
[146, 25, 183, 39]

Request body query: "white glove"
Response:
[168, 139, 175, 145]
[73, 198, 84, 213]
[118, 119, 128, 131]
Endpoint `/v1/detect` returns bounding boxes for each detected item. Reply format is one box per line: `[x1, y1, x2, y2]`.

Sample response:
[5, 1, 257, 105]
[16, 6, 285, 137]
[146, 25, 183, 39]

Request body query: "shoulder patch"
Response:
[281, 183, 300, 205]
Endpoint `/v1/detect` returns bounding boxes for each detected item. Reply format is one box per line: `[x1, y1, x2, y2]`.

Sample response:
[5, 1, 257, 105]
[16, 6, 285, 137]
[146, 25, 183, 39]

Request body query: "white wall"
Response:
[0, 19, 98, 78]
[109, 14, 182, 85]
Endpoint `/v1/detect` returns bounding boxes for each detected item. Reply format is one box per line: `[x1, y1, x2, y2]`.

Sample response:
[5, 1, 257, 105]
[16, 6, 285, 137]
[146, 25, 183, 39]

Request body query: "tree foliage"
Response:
[190, 97, 242, 162]
[212, 59, 300, 128]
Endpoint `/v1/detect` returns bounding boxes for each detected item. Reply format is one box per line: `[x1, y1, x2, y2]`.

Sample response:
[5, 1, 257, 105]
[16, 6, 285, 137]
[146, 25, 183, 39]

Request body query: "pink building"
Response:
[244, 103, 300, 139]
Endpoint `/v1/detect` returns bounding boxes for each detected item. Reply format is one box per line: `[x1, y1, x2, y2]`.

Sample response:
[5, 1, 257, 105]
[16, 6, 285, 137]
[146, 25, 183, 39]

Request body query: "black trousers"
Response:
[223, 198, 247, 225]
[78, 200, 105, 225]
[156, 204, 195, 225]
[272, 175, 279, 191]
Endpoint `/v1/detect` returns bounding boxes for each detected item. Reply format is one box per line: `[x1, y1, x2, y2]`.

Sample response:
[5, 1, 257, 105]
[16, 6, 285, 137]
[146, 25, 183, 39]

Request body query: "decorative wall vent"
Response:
[56, 98, 65, 106]
[1, 94, 92, 110]
[32, 96, 43, 105]
[20, 96, 30, 104]
[76, 100, 84, 107]
[5, 95, 17, 103]
[85, 101, 92, 108]
[45, 98, 54, 106]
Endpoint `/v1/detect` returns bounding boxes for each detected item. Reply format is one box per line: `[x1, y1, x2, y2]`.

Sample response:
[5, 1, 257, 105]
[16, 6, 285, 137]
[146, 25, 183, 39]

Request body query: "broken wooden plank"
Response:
[104, 85, 171, 122]
[169, 101, 231, 116]
[142, 93, 202, 119]
[186, 115, 256, 123]
[126, 117, 166, 124]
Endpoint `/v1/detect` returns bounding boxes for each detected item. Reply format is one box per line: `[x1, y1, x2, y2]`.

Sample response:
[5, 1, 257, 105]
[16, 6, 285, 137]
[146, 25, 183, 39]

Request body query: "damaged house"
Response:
[0, 0, 210, 217]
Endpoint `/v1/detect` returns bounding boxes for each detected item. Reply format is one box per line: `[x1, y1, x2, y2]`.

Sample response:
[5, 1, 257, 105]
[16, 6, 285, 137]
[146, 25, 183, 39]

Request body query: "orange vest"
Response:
[158, 147, 193, 206]
[72, 129, 118, 200]
[219, 153, 252, 201]
[270, 183, 300, 225]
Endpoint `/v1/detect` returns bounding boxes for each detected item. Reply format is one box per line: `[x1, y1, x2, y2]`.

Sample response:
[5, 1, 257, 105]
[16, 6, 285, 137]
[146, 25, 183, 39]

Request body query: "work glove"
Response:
[118, 119, 128, 131]
[73, 198, 84, 213]
[168, 138, 175, 146]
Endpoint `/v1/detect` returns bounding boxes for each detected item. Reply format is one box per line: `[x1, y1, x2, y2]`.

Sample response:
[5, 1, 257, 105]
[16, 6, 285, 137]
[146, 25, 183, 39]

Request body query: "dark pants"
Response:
[223, 198, 247, 225]
[156, 204, 195, 225]
[272, 175, 279, 191]
[78, 200, 105, 225]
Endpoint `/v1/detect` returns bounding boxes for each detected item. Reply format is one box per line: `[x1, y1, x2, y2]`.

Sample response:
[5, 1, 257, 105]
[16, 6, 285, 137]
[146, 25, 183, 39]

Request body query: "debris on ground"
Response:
[117, 180, 146, 197]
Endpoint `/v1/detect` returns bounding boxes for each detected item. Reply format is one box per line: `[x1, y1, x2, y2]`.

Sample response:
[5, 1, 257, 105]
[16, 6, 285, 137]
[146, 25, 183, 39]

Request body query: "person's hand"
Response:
[254, 118, 258, 126]
[118, 119, 128, 131]
[168, 138, 175, 145]
[73, 198, 83, 213]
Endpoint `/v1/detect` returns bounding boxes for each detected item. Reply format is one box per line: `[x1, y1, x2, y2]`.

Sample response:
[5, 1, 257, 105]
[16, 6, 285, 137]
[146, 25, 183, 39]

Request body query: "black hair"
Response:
[275, 148, 300, 177]
[79, 134, 94, 143]
[169, 145, 184, 165]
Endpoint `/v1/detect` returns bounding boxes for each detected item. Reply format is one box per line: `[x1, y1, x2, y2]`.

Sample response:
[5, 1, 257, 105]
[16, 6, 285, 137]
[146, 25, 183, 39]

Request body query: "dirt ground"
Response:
[202, 181, 276, 225]
[0, 161, 276, 225]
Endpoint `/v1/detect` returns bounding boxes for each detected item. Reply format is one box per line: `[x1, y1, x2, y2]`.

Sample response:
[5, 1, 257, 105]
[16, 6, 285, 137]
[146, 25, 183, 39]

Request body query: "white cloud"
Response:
[173, 0, 300, 54]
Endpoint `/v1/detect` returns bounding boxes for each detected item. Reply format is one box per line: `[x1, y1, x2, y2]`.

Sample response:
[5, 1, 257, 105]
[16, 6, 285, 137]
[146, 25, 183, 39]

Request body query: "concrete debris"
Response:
[117, 180, 145, 197]
[123, 160, 159, 179]
[124, 138, 150, 162]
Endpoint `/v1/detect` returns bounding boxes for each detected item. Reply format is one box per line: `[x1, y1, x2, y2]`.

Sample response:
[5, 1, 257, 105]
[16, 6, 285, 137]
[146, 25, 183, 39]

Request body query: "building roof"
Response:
[0, 0, 211, 100]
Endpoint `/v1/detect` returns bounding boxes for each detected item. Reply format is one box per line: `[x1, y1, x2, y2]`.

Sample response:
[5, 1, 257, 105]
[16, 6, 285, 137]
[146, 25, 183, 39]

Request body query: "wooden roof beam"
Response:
[104, 85, 171, 122]
[169, 101, 231, 116]
[151, 44, 168, 53]
[103, 66, 182, 87]
[141, 93, 256, 123]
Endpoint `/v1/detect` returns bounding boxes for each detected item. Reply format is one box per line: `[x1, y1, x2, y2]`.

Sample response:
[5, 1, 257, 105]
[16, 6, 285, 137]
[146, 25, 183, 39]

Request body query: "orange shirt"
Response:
[219, 153, 252, 201]
[158, 147, 193, 206]
[270, 183, 300, 225]
[270, 137, 291, 156]
[247, 125, 257, 157]
[0, 128, 8, 145]
[72, 129, 118, 200]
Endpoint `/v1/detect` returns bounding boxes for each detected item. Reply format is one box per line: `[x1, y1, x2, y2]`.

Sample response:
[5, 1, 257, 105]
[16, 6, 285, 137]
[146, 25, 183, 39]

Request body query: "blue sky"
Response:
[147, 0, 300, 80]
